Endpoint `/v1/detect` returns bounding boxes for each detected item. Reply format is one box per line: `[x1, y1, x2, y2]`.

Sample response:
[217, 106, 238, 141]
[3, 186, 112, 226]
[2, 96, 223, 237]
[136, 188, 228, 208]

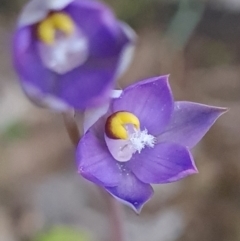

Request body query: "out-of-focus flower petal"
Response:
[22, 82, 71, 111]
[158, 101, 227, 148]
[65, 2, 132, 58]
[55, 67, 115, 109]
[106, 172, 153, 213]
[114, 22, 137, 79]
[129, 142, 197, 184]
[13, 27, 53, 91]
[112, 76, 174, 135]
[18, 0, 74, 27]
[76, 130, 121, 187]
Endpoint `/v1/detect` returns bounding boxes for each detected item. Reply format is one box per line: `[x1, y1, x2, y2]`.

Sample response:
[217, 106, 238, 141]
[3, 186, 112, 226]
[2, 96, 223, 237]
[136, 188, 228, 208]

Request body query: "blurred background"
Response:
[1, 0, 240, 240]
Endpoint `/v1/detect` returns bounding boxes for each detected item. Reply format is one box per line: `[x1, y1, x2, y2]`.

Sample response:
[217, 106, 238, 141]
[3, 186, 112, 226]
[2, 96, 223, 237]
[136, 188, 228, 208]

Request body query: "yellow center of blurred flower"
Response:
[37, 12, 75, 45]
[105, 111, 140, 140]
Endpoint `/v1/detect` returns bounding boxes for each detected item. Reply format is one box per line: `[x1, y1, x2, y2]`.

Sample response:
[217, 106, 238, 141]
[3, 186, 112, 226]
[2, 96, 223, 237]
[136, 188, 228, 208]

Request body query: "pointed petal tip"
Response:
[182, 151, 199, 177]
[131, 203, 144, 214]
[159, 101, 228, 148]
[209, 105, 228, 114]
[138, 74, 171, 87]
[184, 165, 199, 176]
[155, 74, 170, 84]
[198, 103, 228, 115]
[218, 107, 229, 114]
[204, 104, 228, 121]
[116, 194, 152, 215]
[106, 185, 154, 214]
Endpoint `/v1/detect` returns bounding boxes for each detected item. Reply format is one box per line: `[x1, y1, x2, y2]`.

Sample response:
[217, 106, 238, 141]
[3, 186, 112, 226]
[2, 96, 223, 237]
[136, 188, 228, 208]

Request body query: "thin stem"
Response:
[105, 192, 125, 241]
[62, 110, 81, 147]
[62, 110, 125, 241]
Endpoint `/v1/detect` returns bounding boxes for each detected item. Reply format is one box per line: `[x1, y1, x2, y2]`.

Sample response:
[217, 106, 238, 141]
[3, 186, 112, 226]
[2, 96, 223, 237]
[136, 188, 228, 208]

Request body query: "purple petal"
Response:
[18, 0, 74, 27]
[56, 65, 115, 109]
[13, 27, 118, 110]
[105, 172, 153, 213]
[22, 82, 71, 111]
[129, 142, 197, 184]
[76, 131, 121, 187]
[112, 76, 174, 135]
[14, 1, 134, 111]
[114, 22, 137, 79]
[13, 27, 54, 92]
[65, 1, 132, 58]
[158, 101, 227, 148]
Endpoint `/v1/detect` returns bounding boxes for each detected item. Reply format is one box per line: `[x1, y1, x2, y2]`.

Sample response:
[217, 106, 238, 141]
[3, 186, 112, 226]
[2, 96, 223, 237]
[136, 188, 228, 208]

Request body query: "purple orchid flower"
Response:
[76, 75, 226, 212]
[12, 0, 136, 111]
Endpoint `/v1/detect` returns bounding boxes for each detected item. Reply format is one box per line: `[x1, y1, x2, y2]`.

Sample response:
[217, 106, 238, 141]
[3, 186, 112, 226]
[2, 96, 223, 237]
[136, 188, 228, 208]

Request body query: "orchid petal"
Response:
[114, 22, 137, 79]
[129, 142, 197, 184]
[158, 101, 227, 148]
[22, 82, 71, 111]
[112, 76, 174, 135]
[13, 27, 54, 92]
[106, 172, 153, 213]
[18, 0, 73, 27]
[76, 131, 121, 187]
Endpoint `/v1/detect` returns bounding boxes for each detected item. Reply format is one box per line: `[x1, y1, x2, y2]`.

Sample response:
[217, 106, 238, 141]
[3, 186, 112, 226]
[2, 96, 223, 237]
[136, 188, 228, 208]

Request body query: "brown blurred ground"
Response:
[1, 1, 240, 241]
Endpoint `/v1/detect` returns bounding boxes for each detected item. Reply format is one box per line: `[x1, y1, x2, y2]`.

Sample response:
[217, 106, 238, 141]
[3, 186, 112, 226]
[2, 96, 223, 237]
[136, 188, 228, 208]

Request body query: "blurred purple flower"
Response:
[12, 0, 136, 111]
[76, 76, 226, 212]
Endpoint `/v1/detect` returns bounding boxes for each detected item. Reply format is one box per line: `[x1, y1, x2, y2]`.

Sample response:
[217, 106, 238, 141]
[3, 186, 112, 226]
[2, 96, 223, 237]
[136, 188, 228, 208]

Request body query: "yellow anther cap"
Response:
[37, 18, 55, 45]
[37, 12, 75, 45]
[51, 13, 75, 35]
[105, 111, 140, 140]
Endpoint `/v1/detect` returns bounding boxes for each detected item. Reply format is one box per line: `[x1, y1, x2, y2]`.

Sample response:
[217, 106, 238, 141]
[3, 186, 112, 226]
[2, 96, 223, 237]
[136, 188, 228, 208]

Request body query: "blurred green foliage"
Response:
[2, 122, 28, 142]
[33, 226, 90, 241]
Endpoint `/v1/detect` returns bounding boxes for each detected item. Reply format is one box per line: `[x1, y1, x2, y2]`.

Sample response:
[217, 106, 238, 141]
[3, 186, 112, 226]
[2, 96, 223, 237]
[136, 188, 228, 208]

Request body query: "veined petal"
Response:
[18, 0, 74, 27]
[158, 101, 227, 148]
[112, 76, 174, 135]
[106, 172, 153, 213]
[76, 130, 121, 187]
[129, 142, 197, 184]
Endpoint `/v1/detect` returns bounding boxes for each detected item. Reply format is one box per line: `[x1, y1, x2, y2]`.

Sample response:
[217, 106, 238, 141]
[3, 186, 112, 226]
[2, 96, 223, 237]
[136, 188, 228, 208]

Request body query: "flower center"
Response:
[36, 12, 89, 74]
[37, 12, 75, 45]
[105, 111, 140, 140]
[127, 126, 156, 154]
[105, 111, 156, 162]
